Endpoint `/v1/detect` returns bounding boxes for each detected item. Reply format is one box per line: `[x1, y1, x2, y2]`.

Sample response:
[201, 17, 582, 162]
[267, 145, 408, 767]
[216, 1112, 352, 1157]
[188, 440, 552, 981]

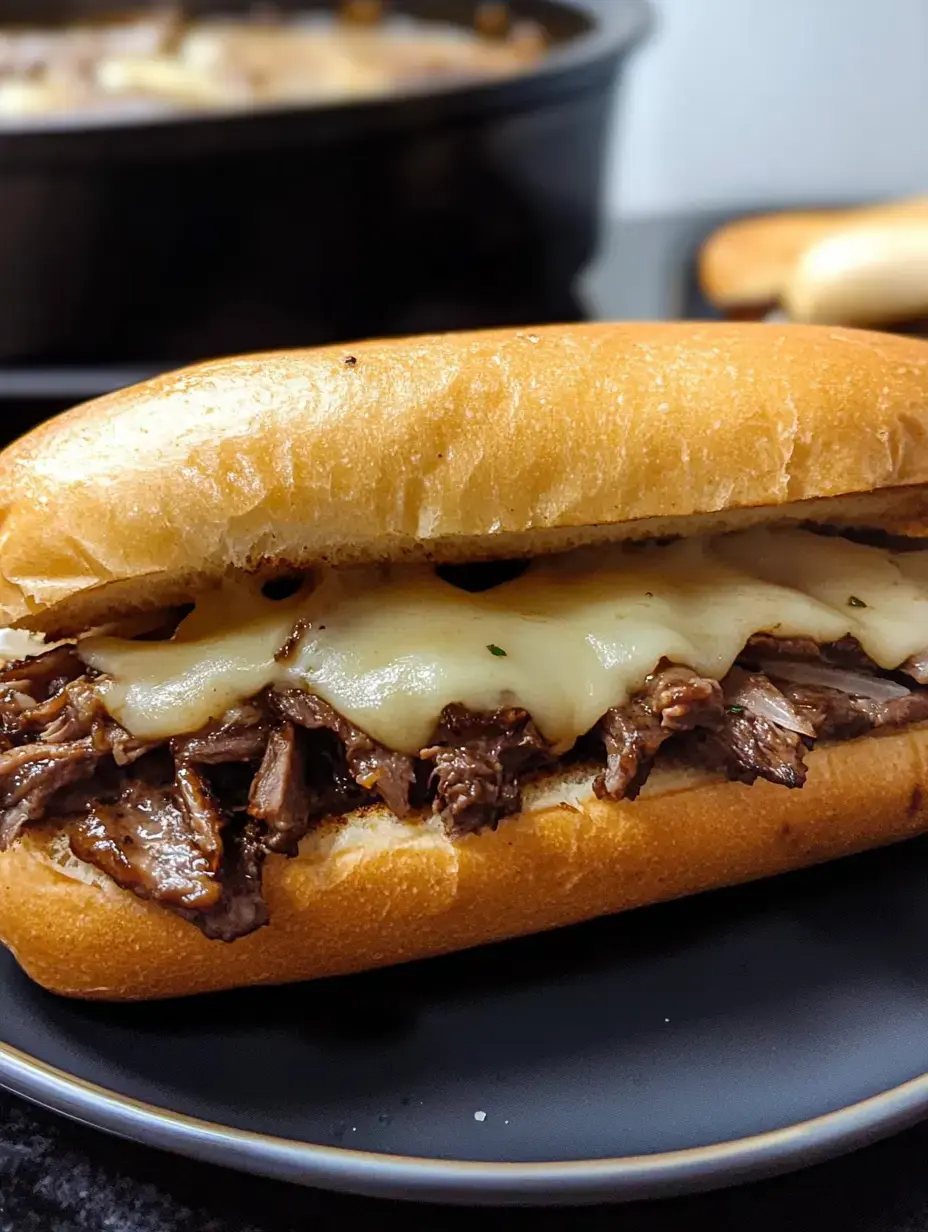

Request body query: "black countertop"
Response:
[4, 210, 928, 1231]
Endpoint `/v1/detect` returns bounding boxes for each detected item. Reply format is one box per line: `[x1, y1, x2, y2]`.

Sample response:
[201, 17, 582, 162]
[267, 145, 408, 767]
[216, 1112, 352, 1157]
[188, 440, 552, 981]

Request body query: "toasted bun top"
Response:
[3, 321, 928, 636]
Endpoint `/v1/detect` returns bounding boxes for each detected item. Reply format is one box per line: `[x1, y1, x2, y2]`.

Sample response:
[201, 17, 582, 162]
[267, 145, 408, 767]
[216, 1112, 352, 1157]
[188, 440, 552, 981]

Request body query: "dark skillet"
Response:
[0, 0, 649, 365]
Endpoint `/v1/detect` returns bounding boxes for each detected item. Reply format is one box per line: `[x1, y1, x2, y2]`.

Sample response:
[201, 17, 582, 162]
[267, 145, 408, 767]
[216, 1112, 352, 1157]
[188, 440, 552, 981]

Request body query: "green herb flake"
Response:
[847, 595, 867, 608]
[727, 704, 746, 714]
[487, 644, 507, 657]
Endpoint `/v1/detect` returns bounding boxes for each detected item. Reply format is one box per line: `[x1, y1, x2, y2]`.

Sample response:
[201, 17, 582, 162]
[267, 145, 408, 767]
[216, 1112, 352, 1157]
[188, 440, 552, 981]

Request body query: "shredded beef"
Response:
[777, 681, 928, 739]
[742, 634, 822, 662]
[0, 691, 36, 746]
[0, 739, 101, 848]
[271, 688, 415, 817]
[0, 645, 84, 698]
[867, 692, 928, 729]
[421, 704, 550, 834]
[742, 633, 878, 671]
[594, 703, 667, 801]
[248, 722, 311, 855]
[103, 725, 158, 767]
[593, 665, 724, 801]
[689, 710, 810, 788]
[175, 763, 225, 850]
[172, 726, 269, 764]
[821, 637, 877, 670]
[306, 732, 375, 818]
[188, 818, 269, 942]
[34, 677, 103, 744]
[171, 707, 269, 764]
[0, 645, 87, 746]
[646, 665, 727, 731]
[68, 774, 224, 913]
[775, 682, 874, 742]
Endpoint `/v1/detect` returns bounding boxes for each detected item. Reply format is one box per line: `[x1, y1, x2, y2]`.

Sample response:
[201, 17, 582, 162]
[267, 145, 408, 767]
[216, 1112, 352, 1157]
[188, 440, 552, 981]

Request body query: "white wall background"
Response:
[599, 0, 928, 218]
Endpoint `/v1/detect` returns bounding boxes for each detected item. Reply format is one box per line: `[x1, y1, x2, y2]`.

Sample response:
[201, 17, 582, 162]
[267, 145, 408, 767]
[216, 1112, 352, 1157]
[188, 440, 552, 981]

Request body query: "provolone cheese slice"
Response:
[80, 528, 928, 752]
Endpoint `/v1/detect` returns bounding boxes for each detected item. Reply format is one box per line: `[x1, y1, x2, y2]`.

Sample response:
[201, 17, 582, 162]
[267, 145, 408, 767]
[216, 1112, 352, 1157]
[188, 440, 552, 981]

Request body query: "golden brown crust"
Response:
[3, 322, 928, 635]
[3, 728, 928, 1000]
[698, 197, 928, 309]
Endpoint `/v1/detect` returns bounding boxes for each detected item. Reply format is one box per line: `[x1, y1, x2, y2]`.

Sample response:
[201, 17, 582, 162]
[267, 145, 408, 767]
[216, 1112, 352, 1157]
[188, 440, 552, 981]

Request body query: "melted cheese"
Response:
[0, 627, 56, 666]
[83, 582, 303, 742]
[79, 528, 928, 753]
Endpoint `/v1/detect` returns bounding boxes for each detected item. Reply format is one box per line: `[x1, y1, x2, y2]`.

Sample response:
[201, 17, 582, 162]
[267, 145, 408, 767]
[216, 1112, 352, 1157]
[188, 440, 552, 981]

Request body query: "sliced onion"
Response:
[755, 658, 912, 701]
[724, 666, 816, 736]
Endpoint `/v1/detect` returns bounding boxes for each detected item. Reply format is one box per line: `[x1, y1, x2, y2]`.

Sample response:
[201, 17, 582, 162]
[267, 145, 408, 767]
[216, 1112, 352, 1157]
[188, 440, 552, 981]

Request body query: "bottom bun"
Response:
[2, 727, 928, 1001]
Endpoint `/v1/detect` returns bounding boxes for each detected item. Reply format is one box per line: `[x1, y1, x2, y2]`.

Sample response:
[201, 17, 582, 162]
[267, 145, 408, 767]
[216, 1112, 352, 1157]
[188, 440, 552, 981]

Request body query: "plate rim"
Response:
[1, 1037, 927, 1205]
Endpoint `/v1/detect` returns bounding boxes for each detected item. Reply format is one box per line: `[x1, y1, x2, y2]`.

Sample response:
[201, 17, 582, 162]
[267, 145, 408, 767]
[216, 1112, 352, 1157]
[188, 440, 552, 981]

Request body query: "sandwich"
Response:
[698, 196, 928, 326]
[2, 322, 928, 1001]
